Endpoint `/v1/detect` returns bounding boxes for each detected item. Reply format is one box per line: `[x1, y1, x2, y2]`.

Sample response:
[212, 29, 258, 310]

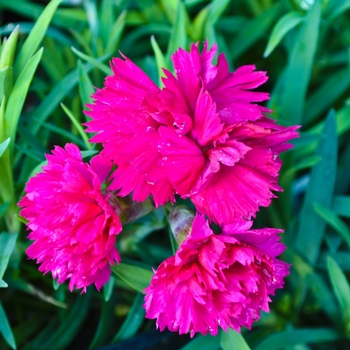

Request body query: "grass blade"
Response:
[13, 0, 61, 80]
[327, 256, 350, 333]
[5, 48, 43, 157]
[180, 334, 221, 350]
[221, 329, 251, 350]
[110, 263, 153, 293]
[255, 328, 339, 350]
[0, 301, 16, 349]
[281, 0, 321, 125]
[0, 231, 18, 281]
[295, 110, 337, 264]
[264, 11, 304, 58]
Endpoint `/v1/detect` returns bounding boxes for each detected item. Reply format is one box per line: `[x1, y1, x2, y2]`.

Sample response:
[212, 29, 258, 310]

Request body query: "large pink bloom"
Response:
[86, 42, 299, 224]
[144, 214, 289, 338]
[19, 144, 122, 292]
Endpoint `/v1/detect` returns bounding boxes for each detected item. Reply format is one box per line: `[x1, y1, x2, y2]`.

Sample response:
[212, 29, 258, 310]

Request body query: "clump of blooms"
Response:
[18, 42, 298, 338]
[144, 214, 289, 337]
[86, 42, 299, 225]
[19, 144, 122, 292]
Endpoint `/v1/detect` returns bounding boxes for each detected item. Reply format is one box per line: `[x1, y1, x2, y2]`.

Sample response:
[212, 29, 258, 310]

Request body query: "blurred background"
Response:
[1, 0, 350, 349]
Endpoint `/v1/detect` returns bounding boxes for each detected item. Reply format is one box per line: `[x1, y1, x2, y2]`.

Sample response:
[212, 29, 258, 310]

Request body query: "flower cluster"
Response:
[19, 42, 298, 337]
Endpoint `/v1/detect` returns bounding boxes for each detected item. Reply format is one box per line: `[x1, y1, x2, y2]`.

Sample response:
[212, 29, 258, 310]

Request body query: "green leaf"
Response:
[0, 138, 10, 157]
[229, 2, 283, 60]
[281, 0, 321, 125]
[264, 11, 304, 57]
[5, 48, 43, 157]
[326, 0, 350, 21]
[0, 279, 8, 288]
[327, 256, 350, 333]
[332, 196, 350, 218]
[103, 275, 115, 302]
[0, 202, 10, 219]
[319, 252, 350, 271]
[314, 203, 350, 250]
[221, 329, 251, 350]
[0, 231, 18, 280]
[71, 47, 111, 75]
[105, 10, 127, 55]
[0, 301, 16, 349]
[35, 290, 92, 350]
[304, 68, 350, 126]
[110, 263, 153, 293]
[28, 58, 101, 136]
[151, 35, 167, 86]
[255, 328, 339, 350]
[13, 0, 61, 80]
[0, 25, 19, 69]
[180, 334, 221, 350]
[60, 103, 90, 149]
[0, 66, 13, 104]
[295, 110, 337, 264]
[112, 292, 145, 342]
[88, 295, 115, 350]
[77, 60, 94, 113]
[167, 1, 188, 64]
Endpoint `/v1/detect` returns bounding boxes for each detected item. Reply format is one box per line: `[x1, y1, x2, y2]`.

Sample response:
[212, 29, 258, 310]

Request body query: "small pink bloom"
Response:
[144, 214, 289, 338]
[86, 42, 299, 224]
[19, 144, 122, 292]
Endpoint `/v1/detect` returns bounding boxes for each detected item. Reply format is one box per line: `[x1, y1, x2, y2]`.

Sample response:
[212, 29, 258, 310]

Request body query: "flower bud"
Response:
[168, 206, 195, 245]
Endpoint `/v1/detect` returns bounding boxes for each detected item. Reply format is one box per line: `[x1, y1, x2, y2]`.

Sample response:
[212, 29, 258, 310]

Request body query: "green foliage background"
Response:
[1, 0, 350, 348]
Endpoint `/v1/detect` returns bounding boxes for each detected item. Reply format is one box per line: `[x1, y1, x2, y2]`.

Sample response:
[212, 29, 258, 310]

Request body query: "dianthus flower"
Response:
[86, 42, 299, 225]
[19, 144, 122, 292]
[144, 214, 289, 337]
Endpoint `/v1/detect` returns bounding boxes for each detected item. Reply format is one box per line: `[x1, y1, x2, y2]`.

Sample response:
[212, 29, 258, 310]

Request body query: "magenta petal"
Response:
[144, 214, 290, 337]
[19, 143, 122, 292]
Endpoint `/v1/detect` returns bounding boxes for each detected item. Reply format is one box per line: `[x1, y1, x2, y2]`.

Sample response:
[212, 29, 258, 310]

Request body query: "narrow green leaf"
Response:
[105, 10, 126, 55]
[327, 257, 350, 333]
[27, 58, 103, 136]
[88, 295, 115, 350]
[60, 103, 90, 149]
[0, 66, 13, 104]
[221, 329, 251, 350]
[0, 138, 10, 157]
[264, 11, 304, 57]
[190, 6, 209, 41]
[180, 334, 221, 350]
[5, 48, 43, 156]
[77, 60, 94, 112]
[314, 203, 350, 250]
[333, 196, 350, 218]
[229, 3, 283, 60]
[167, 1, 188, 63]
[99, 0, 115, 49]
[304, 68, 350, 126]
[112, 292, 145, 343]
[13, 0, 61, 80]
[0, 26, 18, 69]
[281, 0, 321, 125]
[0, 231, 18, 280]
[151, 35, 167, 86]
[71, 47, 111, 75]
[319, 252, 350, 271]
[0, 301, 16, 349]
[0, 202, 10, 219]
[206, 0, 230, 25]
[103, 275, 115, 302]
[295, 110, 337, 264]
[0, 279, 8, 288]
[36, 290, 91, 350]
[255, 328, 339, 350]
[110, 263, 153, 293]
[326, 0, 350, 20]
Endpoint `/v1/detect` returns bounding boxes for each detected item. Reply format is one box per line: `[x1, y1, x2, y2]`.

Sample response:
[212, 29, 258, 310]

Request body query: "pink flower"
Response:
[86, 42, 299, 224]
[144, 214, 289, 338]
[19, 144, 122, 292]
